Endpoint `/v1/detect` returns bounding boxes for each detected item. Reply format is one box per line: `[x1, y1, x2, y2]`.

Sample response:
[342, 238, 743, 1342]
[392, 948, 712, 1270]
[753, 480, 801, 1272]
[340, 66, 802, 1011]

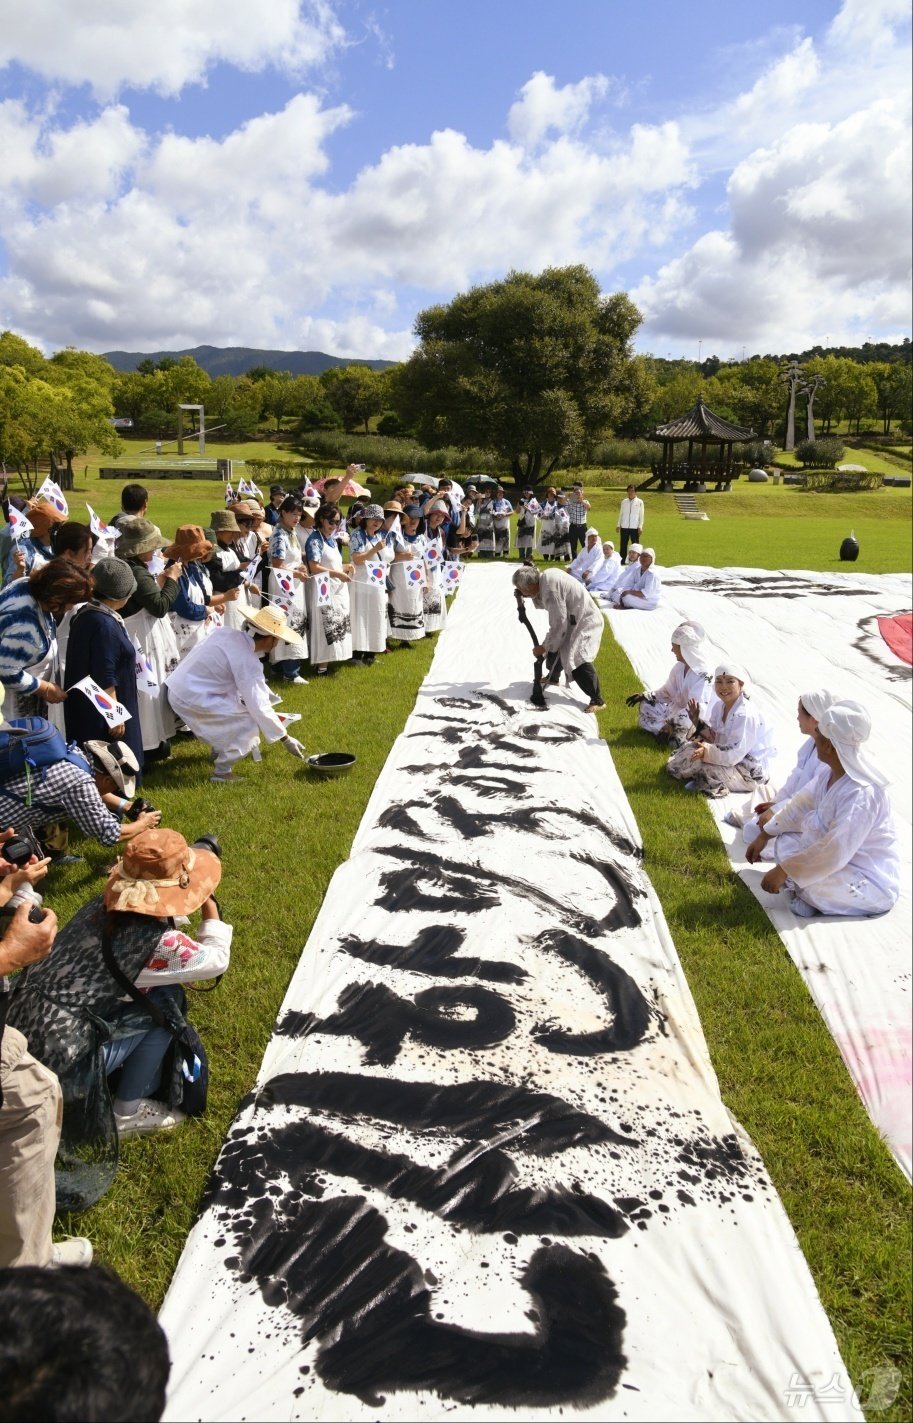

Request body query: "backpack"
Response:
[0, 716, 92, 790]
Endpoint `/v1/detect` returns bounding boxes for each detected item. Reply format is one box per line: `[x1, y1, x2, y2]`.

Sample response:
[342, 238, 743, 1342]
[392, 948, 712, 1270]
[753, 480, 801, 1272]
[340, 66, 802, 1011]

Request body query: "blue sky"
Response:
[0, 0, 909, 361]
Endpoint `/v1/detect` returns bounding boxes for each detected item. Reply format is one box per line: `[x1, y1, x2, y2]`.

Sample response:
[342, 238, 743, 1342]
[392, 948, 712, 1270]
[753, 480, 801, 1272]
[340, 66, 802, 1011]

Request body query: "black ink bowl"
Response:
[306, 752, 357, 777]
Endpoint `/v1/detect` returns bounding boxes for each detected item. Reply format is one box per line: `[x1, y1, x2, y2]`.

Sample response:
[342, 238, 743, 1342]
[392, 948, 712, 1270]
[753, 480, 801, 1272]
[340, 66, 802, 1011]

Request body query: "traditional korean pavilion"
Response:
[645, 399, 756, 490]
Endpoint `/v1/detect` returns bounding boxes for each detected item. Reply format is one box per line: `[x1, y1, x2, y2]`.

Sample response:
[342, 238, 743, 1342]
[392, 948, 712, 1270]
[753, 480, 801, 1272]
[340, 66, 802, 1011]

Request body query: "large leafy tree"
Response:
[0, 336, 120, 491]
[320, 365, 386, 433]
[392, 266, 643, 484]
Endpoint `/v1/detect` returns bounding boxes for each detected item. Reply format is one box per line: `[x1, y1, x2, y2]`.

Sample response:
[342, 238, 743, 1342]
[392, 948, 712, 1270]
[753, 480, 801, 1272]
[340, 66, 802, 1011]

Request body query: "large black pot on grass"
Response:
[840, 530, 859, 562]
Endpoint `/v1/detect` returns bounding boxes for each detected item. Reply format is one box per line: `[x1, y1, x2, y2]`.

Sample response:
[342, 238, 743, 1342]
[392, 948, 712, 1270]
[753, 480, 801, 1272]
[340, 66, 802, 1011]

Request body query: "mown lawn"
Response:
[27, 456, 911, 1418]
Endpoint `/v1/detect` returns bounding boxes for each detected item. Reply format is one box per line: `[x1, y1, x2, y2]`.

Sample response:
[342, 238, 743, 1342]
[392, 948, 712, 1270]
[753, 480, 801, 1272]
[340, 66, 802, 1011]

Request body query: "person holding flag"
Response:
[348, 504, 392, 666]
[385, 503, 426, 646]
[267, 498, 309, 683]
[117, 518, 183, 760]
[422, 503, 449, 635]
[0, 498, 67, 586]
[304, 504, 352, 675]
[64, 558, 144, 773]
[0, 562, 93, 718]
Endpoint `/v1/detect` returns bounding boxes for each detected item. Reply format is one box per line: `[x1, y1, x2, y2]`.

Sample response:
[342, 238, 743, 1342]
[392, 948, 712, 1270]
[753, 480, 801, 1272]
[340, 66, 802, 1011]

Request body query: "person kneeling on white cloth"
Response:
[611, 547, 661, 610]
[589, 542, 622, 598]
[164, 602, 306, 784]
[512, 566, 605, 713]
[666, 662, 775, 798]
[748, 701, 900, 918]
[626, 620, 713, 748]
[567, 529, 604, 585]
[739, 688, 836, 837]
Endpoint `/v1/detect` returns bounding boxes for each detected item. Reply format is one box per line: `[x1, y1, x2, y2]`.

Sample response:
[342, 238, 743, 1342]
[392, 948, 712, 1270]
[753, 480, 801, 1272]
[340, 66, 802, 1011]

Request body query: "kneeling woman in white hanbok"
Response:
[386, 505, 427, 645]
[752, 701, 900, 918]
[348, 504, 392, 664]
[667, 662, 774, 798]
[743, 688, 836, 845]
[267, 498, 309, 684]
[304, 504, 352, 675]
[422, 504, 450, 635]
[627, 620, 713, 748]
[164, 604, 307, 783]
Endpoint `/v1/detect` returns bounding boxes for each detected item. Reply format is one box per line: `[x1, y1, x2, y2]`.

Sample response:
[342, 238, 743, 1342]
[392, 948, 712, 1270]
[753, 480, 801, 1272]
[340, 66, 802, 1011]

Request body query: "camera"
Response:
[2, 826, 44, 867]
[191, 834, 222, 860]
[124, 797, 156, 822]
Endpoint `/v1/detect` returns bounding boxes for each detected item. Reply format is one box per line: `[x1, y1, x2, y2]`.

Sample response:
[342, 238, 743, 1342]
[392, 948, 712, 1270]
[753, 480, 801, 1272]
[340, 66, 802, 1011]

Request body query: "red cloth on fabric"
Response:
[878, 612, 913, 665]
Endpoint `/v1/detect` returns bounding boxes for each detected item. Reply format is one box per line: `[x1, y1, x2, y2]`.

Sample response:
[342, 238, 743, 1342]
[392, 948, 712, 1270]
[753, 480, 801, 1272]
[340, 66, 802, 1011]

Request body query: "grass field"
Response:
[21, 448, 911, 1418]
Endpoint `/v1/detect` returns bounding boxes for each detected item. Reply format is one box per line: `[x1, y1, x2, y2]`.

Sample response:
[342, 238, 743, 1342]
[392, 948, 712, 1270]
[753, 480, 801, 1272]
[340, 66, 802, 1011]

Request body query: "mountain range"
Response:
[101, 344, 397, 377]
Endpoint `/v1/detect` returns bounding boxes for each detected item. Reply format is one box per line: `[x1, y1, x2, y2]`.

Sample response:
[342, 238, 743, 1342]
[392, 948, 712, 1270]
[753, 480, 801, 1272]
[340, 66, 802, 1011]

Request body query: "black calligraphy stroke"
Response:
[529, 929, 653, 1054]
[212, 1187, 626, 1408]
[256, 1072, 633, 1153]
[384, 790, 641, 862]
[339, 922, 527, 985]
[374, 844, 642, 934]
[308, 980, 517, 1066]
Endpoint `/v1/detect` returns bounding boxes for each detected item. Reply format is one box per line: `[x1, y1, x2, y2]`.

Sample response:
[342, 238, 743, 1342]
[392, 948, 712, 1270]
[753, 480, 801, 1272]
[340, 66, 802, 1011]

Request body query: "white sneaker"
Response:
[49, 1237, 93, 1267]
[287, 675, 309, 685]
[115, 1100, 187, 1138]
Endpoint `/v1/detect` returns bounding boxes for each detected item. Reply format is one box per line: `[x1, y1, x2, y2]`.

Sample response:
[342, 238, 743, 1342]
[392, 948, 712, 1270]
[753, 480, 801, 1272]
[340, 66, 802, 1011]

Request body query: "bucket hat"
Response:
[104, 828, 221, 917]
[114, 517, 169, 560]
[163, 525, 214, 562]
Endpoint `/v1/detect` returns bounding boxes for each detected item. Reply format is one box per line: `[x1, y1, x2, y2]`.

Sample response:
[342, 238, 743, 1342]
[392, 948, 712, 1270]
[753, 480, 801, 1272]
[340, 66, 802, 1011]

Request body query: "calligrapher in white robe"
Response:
[164, 627, 288, 778]
[535, 569, 604, 676]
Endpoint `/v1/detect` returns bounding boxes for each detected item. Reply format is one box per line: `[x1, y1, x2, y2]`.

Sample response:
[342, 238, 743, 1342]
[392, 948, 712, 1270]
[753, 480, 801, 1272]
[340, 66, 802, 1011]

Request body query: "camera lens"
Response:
[2, 838, 33, 867]
[192, 834, 222, 860]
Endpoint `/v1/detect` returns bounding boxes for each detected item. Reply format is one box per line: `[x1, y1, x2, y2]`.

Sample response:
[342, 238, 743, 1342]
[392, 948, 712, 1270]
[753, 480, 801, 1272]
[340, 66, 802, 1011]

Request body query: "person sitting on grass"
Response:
[6, 827, 232, 1184]
[512, 565, 606, 714]
[611, 546, 661, 610]
[666, 662, 775, 798]
[164, 601, 306, 784]
[568, 528, 605, 585]
[589, 541, 622, 598]
[626, 620, 714, 749]
[749, 701, 900, 919]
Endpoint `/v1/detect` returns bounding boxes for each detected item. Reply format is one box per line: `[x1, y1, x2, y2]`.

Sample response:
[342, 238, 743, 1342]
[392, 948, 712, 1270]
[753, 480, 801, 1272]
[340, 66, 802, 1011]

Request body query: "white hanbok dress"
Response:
[169, 564, 214, 659]
[267, 525, 308, 669]
[476, 499, 496, 556]
[386, 531, 426, 643]
[491, 498, 513, 555]
[743, 737, 821, 846]
[422, 530, 448, 634]
[305, 531, 352, 665]
[667, 692, 775, 798]
[615, 563, 661, 610]
[552, 505, 572, 560]
[516, 500, 540, 556]
[349, 528, 392, 654]
[766, 772, 900, 916]
[590, 553, 622, 598]
[568, 542, 604, 585]
[638, 660, 714, 745]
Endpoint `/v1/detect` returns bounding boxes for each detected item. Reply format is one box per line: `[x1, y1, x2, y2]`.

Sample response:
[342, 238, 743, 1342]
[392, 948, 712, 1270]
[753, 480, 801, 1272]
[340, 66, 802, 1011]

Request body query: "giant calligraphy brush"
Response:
[514, 589, 548, 709]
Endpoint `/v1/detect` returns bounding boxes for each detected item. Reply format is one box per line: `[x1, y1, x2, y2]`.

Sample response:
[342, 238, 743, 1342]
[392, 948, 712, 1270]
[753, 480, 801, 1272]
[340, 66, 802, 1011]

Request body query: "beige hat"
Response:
[210, 510, 242, 534]
[237, 599, 306, 648]
[104, 828, 221, 917]
[115, 517, 169, 559]
[383, 500, 403, 514]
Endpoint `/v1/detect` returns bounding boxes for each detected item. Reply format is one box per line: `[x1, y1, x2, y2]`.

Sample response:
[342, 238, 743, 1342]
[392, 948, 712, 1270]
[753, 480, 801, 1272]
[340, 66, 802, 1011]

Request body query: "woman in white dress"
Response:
[552, 494, 572, 561]
[304, 504, 352, 675]
[536, 487, 559, 559]
[666, 662, 775, 798]
[476, 492, 496, 557]
[386, 504, 427, 645]
[490, 487, 513, 557]
[348, 504, 391, 665]
[741, 688, 836, 843]
[626, 620, 714, 749]
[516, 490, 540, 559]
[165, 526, 220, 660]
[267, 497, 309, 684]
[422, 504, 449, 636]
[117, 518, 183, 757]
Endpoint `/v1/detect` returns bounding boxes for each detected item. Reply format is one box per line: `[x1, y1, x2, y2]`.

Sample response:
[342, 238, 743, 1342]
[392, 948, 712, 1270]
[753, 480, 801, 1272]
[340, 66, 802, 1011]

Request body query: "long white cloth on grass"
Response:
[604, 564, 912, 1181]
[161, 563, 849, 1423]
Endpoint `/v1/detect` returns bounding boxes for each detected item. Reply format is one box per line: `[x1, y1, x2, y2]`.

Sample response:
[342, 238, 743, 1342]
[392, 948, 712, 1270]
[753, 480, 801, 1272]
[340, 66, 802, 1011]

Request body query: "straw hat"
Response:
[115, 517, 169, 560]
[383, 500, 403, 514]
[104, 828, 221, 917]
[236, 599, 306, 648]
[210, 510, 241, 534]
[26, 498, 67, 526]
[163, 525, 214, 561]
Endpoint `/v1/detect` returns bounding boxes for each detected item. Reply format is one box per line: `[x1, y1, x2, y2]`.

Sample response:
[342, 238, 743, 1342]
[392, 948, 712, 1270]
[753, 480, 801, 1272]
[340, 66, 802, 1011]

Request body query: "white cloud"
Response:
[633, 96, 912, 351]
[0, 0, 345, 98]
[507, 71, 610, 150]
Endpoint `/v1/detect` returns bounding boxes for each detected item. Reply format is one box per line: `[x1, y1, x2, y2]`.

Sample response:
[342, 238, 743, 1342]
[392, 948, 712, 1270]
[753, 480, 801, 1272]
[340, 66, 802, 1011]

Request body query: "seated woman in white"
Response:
[742, 688, 836, 844]
[589, 541, 622, 598]
[611, 548, 660, 610]
[751, 701, 900, 918]
[666, 661, 775, 798]
[627, 620, 713, 748]
[567, 528, 604, 584]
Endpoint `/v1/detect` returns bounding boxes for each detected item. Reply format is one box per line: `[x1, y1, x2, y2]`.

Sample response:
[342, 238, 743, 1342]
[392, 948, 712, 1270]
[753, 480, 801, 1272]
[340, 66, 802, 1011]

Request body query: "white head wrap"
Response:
[586, 527, 600, 539]
[627, 543, 642, 561]
[714, 661, 749, 685]
[817, 701, 889, 787]
[603, 540, 615, 551]
[641, 546, 655, 560]
[671, 620, 711, 673]
[798, 688, 835, 723]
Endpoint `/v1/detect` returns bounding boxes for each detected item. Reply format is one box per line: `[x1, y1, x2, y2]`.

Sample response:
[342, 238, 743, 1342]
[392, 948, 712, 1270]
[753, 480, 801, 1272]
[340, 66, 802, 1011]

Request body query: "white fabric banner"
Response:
[161, 563, 849, 1423]
[603, 564, 912, 1179]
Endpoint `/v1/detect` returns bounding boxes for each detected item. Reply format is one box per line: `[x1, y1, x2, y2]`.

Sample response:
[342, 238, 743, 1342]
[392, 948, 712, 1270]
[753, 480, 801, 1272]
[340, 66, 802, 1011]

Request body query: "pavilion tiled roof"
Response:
[650, 399, 755, 442]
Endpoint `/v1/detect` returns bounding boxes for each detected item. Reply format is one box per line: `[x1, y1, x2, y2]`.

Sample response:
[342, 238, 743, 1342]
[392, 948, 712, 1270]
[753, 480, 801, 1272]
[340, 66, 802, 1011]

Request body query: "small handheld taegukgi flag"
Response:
[315, 574, 332, 606]
[36, 477, 69, 517]
[71, 675, 132, 727]
[133, 638, 159, 692]
[8, 505, 33, 541]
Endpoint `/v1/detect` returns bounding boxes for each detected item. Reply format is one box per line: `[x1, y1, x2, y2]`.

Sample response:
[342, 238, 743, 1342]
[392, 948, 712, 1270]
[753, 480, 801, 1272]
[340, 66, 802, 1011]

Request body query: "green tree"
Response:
[709, 360, 782, 437]
[44, 349, 120, 486]
[258, 371, 296, 431]
[0, 330, 47, 375]
[871, 362, 912, 435]
[320, 365, 386, 433]
[392, 266, 642, 484]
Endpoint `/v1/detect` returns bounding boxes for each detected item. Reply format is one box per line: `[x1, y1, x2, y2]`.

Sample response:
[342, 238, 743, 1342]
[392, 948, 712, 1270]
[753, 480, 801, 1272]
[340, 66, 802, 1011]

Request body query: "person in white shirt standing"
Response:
[616, 484, 645, 559]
